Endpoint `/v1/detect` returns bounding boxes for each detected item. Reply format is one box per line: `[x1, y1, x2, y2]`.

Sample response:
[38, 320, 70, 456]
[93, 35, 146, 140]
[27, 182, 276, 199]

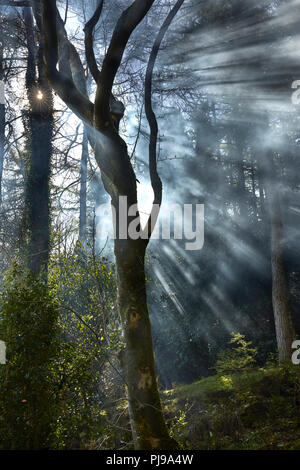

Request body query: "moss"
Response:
[163, 365, 300, 450]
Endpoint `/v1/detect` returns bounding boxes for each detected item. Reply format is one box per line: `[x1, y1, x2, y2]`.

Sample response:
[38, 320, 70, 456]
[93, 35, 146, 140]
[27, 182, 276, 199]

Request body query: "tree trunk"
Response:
[115, 236, 178, 449]
[0, 42, 4, 205]
[237, 159, 247, 219]
[250, 165, 259, 221]
[92, 137, 178, 449]
[79, 125, 88, 244]
[257, 167, 266, 218]
[266, 153, 295, 362]
[26, 101, 53, 276]
[24, 6, 53, 277]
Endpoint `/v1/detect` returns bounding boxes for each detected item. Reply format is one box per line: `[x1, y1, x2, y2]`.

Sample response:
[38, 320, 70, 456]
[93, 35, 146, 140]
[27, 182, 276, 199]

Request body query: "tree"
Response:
[0, 5, 22, 207]
[79, 124, 89, 245]
[0, 34, 4, 205]
[264, 151, 295, 362]
[23, 5, 54, 277]
[41, 0, 184, 449]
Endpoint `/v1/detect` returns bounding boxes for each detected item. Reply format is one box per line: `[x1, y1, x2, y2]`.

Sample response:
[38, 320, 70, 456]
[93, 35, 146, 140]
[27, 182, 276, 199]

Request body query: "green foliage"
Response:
[214, 333, 257, 375]
[48, 247, 124, 449]
[169, 407, 190, 448]
[49, 245, 119, 357]
[165, 358, 300, 450]
[0, 264, 59, 449]
[50, 342, 105, 449]
[0, 253, 125, 450]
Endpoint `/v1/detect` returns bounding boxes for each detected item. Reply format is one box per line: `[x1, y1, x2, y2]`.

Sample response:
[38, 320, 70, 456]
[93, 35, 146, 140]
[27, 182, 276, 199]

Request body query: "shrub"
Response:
[215, 333, 257, 376]
[0, 264, 59, 449]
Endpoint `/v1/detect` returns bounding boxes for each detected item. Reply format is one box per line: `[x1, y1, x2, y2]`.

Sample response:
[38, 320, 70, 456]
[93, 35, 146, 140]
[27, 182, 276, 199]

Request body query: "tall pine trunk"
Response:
[24, 7, 53, 277]
[0, 42, 4, 205]
[265, 152, 295, 361]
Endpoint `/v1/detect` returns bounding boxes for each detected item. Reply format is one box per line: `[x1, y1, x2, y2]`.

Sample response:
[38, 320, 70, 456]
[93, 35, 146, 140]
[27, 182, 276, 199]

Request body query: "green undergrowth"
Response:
[164, 364, 300, 449]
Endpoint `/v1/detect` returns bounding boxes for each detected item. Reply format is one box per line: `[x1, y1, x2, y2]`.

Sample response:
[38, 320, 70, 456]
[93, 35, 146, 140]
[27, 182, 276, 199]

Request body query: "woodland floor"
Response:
[164, 366, 300, 450]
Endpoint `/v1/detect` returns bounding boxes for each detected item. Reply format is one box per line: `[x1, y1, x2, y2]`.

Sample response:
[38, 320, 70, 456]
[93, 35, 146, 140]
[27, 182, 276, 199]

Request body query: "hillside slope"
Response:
[165, 365, 300, 449]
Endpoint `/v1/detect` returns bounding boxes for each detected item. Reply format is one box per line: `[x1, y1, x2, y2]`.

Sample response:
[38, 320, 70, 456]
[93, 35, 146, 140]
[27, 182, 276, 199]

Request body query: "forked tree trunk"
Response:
[42, 0, 182, 449]
[93, 136, 178, 449]
[265, 153, 295, 362]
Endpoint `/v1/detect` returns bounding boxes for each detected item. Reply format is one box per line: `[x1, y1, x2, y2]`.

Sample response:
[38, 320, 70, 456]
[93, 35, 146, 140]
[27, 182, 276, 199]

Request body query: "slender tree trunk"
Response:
[69, 63, 90, 247]
[250, 165, 259, 220]
[0, 42, 4, 205]
[235, 130, 247, 220]
[237, 159, 247, 219]
[265, 153, 295, 361]
[79, 125, 88, 244]
[257, 167, 266, 218]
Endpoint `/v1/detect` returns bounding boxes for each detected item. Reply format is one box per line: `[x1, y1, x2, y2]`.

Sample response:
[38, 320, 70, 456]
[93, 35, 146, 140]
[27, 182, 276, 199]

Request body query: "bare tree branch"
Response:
[84, 0, 104, 83]
[94, 0, 155, 132]
[143, 0, 185, 238]
[42, 0, 94, 124]
[0, 0, 33, 6]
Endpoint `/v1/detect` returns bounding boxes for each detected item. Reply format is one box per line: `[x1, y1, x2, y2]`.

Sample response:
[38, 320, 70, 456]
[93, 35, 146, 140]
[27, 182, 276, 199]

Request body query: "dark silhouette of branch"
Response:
[0, 0, 34, 5]
[42, 0, 93, 124]
[84, 0, 104, 83]
[144, 0, 185, 238]
[94, 0, 155, 132]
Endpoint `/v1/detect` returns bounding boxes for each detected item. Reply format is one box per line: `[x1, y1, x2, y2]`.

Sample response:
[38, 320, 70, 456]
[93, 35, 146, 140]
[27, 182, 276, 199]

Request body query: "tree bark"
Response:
[24, 6, 53, 277]
[0, 40, 5, 205]
[265, 152, 295, 362]
[79, 125, 88, 244]
[115, 237, 177, 449]
[92, 131, 178, 449]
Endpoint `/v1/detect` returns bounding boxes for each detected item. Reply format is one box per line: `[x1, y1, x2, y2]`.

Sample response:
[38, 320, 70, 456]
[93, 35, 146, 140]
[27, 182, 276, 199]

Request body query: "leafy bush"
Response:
[48, 247, 125, 449]
[0, 255, 125, 449]
[0, 264, 60, 449]
[164, 346, 300, 450]
[214, 333, 257, 375]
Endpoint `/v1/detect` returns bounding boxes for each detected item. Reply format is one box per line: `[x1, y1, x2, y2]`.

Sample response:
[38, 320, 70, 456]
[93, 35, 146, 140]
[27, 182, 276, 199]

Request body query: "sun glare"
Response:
[36, 90, 44, 101]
